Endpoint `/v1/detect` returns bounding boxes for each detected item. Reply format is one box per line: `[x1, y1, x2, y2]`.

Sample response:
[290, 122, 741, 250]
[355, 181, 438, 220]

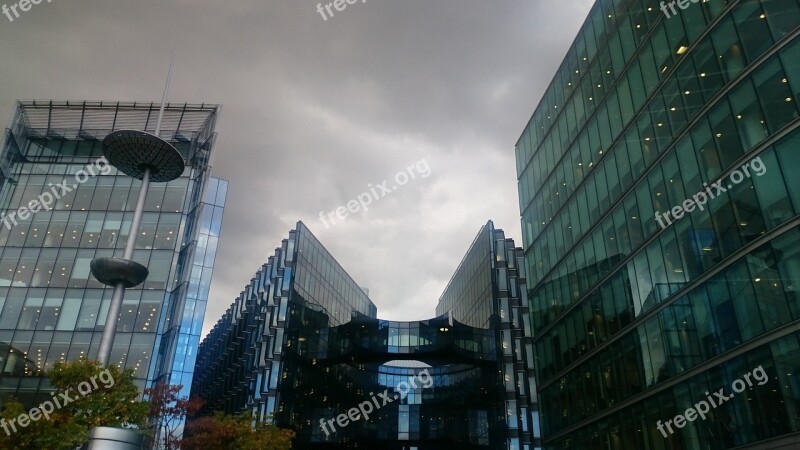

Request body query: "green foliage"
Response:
[0, 359, 149, 450]
[0, 360, 293, 450]
[182, 412, 294, 450]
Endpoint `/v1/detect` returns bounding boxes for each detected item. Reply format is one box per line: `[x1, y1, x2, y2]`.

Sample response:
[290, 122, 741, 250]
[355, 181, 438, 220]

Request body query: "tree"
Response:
[182, 412, 294, 450]
[144, 383, 204, 450]
[0, 359, 149, 450]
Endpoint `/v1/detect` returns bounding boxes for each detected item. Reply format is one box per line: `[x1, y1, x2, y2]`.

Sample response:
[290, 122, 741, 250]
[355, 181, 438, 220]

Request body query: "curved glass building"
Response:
[515, 0, 800, 448]
[192, 221, 540, 449]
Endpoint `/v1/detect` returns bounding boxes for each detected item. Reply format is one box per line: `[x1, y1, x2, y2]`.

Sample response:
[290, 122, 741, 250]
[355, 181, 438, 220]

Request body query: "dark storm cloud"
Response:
[0, 0, 594, 334]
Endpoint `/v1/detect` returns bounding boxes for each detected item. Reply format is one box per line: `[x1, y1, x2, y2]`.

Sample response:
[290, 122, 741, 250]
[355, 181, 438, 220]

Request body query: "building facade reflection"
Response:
[0, 101, 226, 413]
[514, 0, 800, 448]
[192, 221, 540, 449]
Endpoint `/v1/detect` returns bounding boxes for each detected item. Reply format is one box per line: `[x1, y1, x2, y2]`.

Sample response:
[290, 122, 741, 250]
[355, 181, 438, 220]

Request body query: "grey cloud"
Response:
[0, 0, 594, 334]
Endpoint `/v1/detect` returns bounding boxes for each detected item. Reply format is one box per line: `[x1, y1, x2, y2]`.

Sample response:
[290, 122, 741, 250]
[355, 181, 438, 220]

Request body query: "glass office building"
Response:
[434, 220, 540, 450]
[193, 220, 539, 449]
[192, 221, 377, 422]
[515, 0, 800, 448]
[0, 101, 226, 406]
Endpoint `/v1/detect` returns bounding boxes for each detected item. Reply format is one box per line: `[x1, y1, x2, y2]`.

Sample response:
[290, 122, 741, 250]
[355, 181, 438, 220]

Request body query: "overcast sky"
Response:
[0, 0, 594, 336]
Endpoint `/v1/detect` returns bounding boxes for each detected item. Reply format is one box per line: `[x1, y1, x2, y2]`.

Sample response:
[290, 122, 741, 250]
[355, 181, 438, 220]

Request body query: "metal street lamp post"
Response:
[87, 58, 182, 449]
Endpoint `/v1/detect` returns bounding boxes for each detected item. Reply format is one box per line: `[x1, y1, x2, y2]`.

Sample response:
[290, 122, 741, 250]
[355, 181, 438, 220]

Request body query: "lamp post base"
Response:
[86, 427, 143, 450]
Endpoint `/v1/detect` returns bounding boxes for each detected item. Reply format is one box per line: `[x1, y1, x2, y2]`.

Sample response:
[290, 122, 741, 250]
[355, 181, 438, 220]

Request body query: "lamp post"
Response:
[87, 57, 182, 450]
[91, 128, 184, 365]
[91, 54, 181, 366]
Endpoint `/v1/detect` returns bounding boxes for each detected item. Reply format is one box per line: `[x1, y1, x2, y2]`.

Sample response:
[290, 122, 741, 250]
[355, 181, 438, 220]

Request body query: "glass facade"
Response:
[192, 221, 378, 422]
[435, 221, 540, 450]
[0, 101, 226, 408]
[515, 0, 800, 448]
[193, 220, 540, 449]
[295, 314, 504, 448]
